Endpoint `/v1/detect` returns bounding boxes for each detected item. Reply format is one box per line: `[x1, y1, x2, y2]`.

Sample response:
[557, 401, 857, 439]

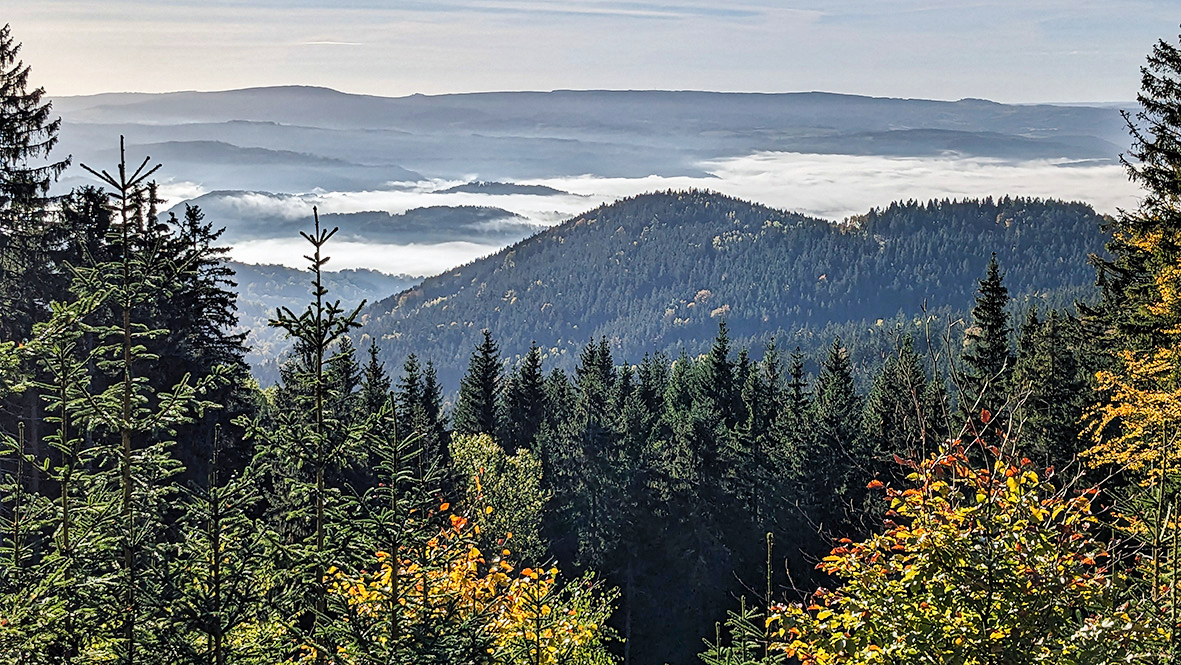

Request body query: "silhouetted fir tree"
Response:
[960, 254, 1014, 425]
[699, 322, 739, 429]
[500, 342, 547, 452]
[606, 363, 653, 665]
[418, 360, 448, 471]
[395, 354, 450, 480]
[359, 340, 392, 419]
[780, 346, 812, 438]
[636, 352, 670, 415]
[452, 329, 503, 439]
[1013, 308, 1088, 471]
[395, 354, 423, 446]
[737, 345, 775, 523]
[158, 204, 254, 483]
[0, 23, 70, 343]
[807, 338, 868, 536]
[864, 336, 938, 485]
[572, 338, 619, 570]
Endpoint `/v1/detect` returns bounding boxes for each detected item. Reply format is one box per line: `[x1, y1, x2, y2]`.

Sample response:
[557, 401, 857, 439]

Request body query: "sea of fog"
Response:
[159, 151, 1141, 277]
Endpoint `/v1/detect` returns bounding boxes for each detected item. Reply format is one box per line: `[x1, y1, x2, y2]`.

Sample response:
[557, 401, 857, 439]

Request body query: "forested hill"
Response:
[362, 190, 1108, 386]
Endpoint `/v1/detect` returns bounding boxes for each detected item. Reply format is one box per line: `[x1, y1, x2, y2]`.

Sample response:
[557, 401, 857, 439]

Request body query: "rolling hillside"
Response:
[359, 190, 1109, 387]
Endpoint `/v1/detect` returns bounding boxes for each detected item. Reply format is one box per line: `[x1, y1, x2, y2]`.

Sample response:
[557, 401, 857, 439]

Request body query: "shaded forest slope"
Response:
[363, 191, 1108, 386]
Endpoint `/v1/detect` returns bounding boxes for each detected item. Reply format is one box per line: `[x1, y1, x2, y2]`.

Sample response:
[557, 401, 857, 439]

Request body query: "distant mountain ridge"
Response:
[359, 190, 1109, 388]
[53, 86, 1130, 186]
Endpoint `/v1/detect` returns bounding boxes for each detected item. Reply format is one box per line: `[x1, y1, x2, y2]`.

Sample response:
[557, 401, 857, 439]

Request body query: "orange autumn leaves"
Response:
[764, 444, 1149, 665]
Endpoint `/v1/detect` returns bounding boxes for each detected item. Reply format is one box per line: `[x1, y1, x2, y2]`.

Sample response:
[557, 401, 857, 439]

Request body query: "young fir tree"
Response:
[452, 329, 503, 440]
[75, 142, 232, 665]
[168, 426, 270, 665]
[959, 254, 1014, 427]
[251, 208, 364, 660]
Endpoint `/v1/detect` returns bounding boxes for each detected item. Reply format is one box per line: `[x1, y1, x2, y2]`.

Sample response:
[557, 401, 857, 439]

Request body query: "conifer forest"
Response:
[8, 18, 1181, 665]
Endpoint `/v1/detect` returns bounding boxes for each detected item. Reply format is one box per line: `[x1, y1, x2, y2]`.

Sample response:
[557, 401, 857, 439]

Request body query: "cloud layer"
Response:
[215, 151, 1140, 275]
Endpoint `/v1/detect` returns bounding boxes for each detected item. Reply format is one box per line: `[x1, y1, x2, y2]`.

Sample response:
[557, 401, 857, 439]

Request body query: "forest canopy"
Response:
[4, 19, 1181, 665]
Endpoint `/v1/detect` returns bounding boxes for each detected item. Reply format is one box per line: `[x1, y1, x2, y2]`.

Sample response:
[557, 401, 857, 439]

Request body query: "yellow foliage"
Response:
[301, 505, 617, 664]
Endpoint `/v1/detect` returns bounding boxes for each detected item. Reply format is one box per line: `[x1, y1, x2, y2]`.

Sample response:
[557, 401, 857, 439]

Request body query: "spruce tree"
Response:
[960, 254, 1014, 424]
[1013, 308, 1087, 471]
[0, 23, 70, 342]
[501, 342, 547, 452]
[1086, 28, 1181, 352]
[77, 143, 232, 665]
[255, 208, 364, 659]
[453, 330, 503, 439]
[864, 335, 938, 483]
[360, 339, 392, 420]
[419, 360, 448, 470]
[806, 338, 868, 535]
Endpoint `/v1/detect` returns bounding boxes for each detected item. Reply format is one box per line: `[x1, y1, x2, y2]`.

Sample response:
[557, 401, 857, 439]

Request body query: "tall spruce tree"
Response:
[1087, 28, 1181, 353]
[1014, 308, 1088, 472]
[453, 330, 503, 439]
[501, 342, 547, 452]
[0, 23, 70, 343]
[960, 254, 1014, 425]
[806, 338, 868, 535]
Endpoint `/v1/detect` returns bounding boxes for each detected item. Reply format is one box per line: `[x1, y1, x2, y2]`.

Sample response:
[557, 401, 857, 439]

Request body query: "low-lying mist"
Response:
[159, 151, 1138, 276]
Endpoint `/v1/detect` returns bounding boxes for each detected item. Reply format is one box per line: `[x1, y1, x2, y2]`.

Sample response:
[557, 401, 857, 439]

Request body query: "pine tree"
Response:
[453, 330, 503, 439]
[960, 254, 1014, 424]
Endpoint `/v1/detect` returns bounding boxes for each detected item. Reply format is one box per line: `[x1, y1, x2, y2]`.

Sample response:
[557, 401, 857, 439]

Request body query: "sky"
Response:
[8, 0, 1178, 102]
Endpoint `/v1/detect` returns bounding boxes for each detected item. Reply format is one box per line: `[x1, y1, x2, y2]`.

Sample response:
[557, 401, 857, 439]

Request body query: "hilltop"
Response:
[360, 190, 1108, 386]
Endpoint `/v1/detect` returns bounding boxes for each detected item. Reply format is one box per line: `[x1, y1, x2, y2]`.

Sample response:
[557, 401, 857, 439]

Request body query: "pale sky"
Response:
[8, 0, 1177, 102]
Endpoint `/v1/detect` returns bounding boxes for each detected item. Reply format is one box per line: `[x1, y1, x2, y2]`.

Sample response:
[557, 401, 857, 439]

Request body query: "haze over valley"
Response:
[52, 86, 1141, 276]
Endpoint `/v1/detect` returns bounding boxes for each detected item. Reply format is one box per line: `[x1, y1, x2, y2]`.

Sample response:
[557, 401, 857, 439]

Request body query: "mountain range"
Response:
[53, 87, 1128, 189]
